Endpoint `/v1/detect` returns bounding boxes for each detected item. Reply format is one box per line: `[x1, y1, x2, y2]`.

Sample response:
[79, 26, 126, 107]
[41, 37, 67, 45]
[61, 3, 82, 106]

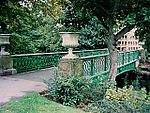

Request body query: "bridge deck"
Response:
[0, 68, 54, 106]
[10, 68, 54, 82]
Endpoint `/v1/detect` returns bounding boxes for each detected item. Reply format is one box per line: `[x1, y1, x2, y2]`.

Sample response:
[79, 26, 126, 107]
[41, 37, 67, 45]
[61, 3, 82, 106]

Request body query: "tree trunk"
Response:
[104, 28, 118, 81]
[108, 47, 118, 80]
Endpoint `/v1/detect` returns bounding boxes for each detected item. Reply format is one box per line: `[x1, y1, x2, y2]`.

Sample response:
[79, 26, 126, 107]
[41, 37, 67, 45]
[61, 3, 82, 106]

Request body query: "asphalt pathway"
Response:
[0, 68, 54, 106]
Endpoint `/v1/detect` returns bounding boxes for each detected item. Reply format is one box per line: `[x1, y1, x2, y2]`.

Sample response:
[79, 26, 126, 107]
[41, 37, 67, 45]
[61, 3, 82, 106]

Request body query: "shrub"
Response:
[46, 71, 90, 106]
[45, 69, 150, 112]
[85, 99, 137, 113]
[105, 86, 149, 109]
[85, 86, 150, 113]
[82, 80, 116, 102]
[45, 69, 116, 107]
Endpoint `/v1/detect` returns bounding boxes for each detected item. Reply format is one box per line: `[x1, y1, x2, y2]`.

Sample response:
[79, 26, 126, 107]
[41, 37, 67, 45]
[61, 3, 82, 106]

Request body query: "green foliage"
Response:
[0, 93, 85, 113]
[9, 33, 37, 54]
[0, 0, 64, 26]
[136, 6, 150, 53]
[0, 0, 24, 29]
[79, 16, 107, 50]
[8, 15, 63, 54]
[46, 69, 150, 112]
[82, 80, 116, 102]
[68, 0, 150, 48]
[85, 99, 137, 113]
[59, 26, 79, 32]
[31, 16, 63, 53]
[1, 0, 65, 54]
[46, 72, 90, 106]
[85, 86, 150, 113]
[58, 4, 90, 30]
[104, 86, 150, 112]
[46, 69, 116, 107]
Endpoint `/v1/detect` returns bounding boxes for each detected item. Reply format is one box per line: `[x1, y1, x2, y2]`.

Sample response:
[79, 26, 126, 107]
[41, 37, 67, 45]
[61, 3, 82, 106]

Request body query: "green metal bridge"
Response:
[12, 49, 139, 82]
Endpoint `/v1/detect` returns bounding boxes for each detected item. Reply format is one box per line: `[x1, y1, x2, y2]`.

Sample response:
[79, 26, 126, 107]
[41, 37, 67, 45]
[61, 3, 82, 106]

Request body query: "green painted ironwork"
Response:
[12, 53, 63, 73]
[81, 50, 139, 83]
[81, 54, 110, 83]
[12, 49, 108, 73]
[74, 48, 108, 57]
[12, 48, 139, 82]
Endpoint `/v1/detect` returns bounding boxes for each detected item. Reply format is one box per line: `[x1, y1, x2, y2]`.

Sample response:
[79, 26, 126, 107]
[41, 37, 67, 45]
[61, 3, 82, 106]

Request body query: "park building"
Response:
[116, 28, 143, 51]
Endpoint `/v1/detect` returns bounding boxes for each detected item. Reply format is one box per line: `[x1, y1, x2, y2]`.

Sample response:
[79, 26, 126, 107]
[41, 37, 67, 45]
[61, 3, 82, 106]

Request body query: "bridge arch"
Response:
[116, 70, 138, 88]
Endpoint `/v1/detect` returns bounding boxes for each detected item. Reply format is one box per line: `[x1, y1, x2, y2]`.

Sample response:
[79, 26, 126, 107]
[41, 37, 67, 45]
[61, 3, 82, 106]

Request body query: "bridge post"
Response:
[58, 32, 82, 76]
[0, 34, 16, 75]
[58, 58, 82, 76]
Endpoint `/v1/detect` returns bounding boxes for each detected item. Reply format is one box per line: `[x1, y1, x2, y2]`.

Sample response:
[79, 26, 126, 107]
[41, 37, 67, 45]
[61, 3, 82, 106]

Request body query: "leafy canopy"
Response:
[69, 0, 150, 44]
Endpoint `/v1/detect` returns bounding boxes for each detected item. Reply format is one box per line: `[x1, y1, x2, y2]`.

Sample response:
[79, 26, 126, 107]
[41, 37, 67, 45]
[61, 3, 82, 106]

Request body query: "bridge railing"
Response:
[81, 53, 110, 83]
[117, 50, 139, 75]
[12, 48, 108, 73]
[81, 50, 139, 83]
[118, 50, 139, 67]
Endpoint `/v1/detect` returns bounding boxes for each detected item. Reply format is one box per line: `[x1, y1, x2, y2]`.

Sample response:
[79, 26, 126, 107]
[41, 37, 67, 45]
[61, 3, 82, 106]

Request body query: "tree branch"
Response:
[114, 24, 135, 41]
[113, 0, 120, 13]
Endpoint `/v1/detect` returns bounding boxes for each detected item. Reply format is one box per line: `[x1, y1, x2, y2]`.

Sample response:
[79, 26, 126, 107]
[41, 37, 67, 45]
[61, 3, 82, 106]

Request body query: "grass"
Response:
[0, 93, 86, 113]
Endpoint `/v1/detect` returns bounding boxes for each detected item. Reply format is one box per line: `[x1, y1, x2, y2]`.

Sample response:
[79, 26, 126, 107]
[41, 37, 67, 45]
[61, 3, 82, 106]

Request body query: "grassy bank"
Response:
[0, 93, 85, 113]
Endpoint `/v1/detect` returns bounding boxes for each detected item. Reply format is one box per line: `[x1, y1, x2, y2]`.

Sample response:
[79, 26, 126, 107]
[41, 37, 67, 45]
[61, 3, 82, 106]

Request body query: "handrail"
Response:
[12, 48, 108, 57]
[12, 48, 139, 82]
[12, 52, 67, 57]
[81, 50, 139, 83]
[81, 53, 109, 59]
[12, 48, 108, 73]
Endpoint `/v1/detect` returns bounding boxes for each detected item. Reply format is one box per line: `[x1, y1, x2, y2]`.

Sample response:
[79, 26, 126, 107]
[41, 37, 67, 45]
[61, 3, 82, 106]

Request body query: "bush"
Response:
[85, 86, 150, 113]
[45, 69, 115, 107]
[45, 69, 150, 112]
[82, 80, 116, 102]
[105, 86, 149, 108]
[46, 71, 90, 106]
[85, 99, 137, 113]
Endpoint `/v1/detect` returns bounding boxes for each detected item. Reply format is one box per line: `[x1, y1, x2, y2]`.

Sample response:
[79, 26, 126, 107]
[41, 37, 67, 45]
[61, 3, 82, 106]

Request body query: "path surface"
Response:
[0, 68, 54, 106]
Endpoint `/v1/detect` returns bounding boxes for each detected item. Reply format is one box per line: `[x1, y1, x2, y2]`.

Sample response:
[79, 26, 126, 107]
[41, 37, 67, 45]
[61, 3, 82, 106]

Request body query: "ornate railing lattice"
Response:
[12, 49, 139, 83]
[81, 50, 139, 83]
[12, 49, 108, 73]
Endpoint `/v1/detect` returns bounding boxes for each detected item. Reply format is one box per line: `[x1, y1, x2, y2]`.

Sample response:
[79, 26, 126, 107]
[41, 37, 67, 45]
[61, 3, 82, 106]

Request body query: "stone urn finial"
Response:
[60, 32, 80, 59]
[0, 34, 10, 55]
[58, 32, 82, 76]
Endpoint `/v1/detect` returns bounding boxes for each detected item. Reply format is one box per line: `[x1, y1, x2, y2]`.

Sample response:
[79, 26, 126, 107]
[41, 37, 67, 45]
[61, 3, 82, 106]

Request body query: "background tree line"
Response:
[1, 0, 149, 79]
[0, 0, 106, 54]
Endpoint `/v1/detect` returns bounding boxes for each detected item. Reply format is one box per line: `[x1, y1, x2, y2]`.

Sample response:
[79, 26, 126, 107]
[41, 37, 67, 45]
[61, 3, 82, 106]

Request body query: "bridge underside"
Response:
[117, 60, 137, 75]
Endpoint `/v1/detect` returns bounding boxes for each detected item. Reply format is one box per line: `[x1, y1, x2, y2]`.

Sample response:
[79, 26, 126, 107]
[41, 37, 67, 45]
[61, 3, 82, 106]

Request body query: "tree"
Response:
[8, 15, 62, 54]
[79, 16, 107, 50]
[0, 0, 64, 28]
[69, 0, 150, 80]
[135, 4, 150, 53]
[0, 0, 65, 54]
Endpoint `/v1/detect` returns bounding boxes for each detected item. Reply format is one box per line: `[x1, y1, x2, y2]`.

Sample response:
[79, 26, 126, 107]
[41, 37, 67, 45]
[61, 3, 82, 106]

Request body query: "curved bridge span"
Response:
[81, 50, 139, 83]
[12, 49, 139, 83]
